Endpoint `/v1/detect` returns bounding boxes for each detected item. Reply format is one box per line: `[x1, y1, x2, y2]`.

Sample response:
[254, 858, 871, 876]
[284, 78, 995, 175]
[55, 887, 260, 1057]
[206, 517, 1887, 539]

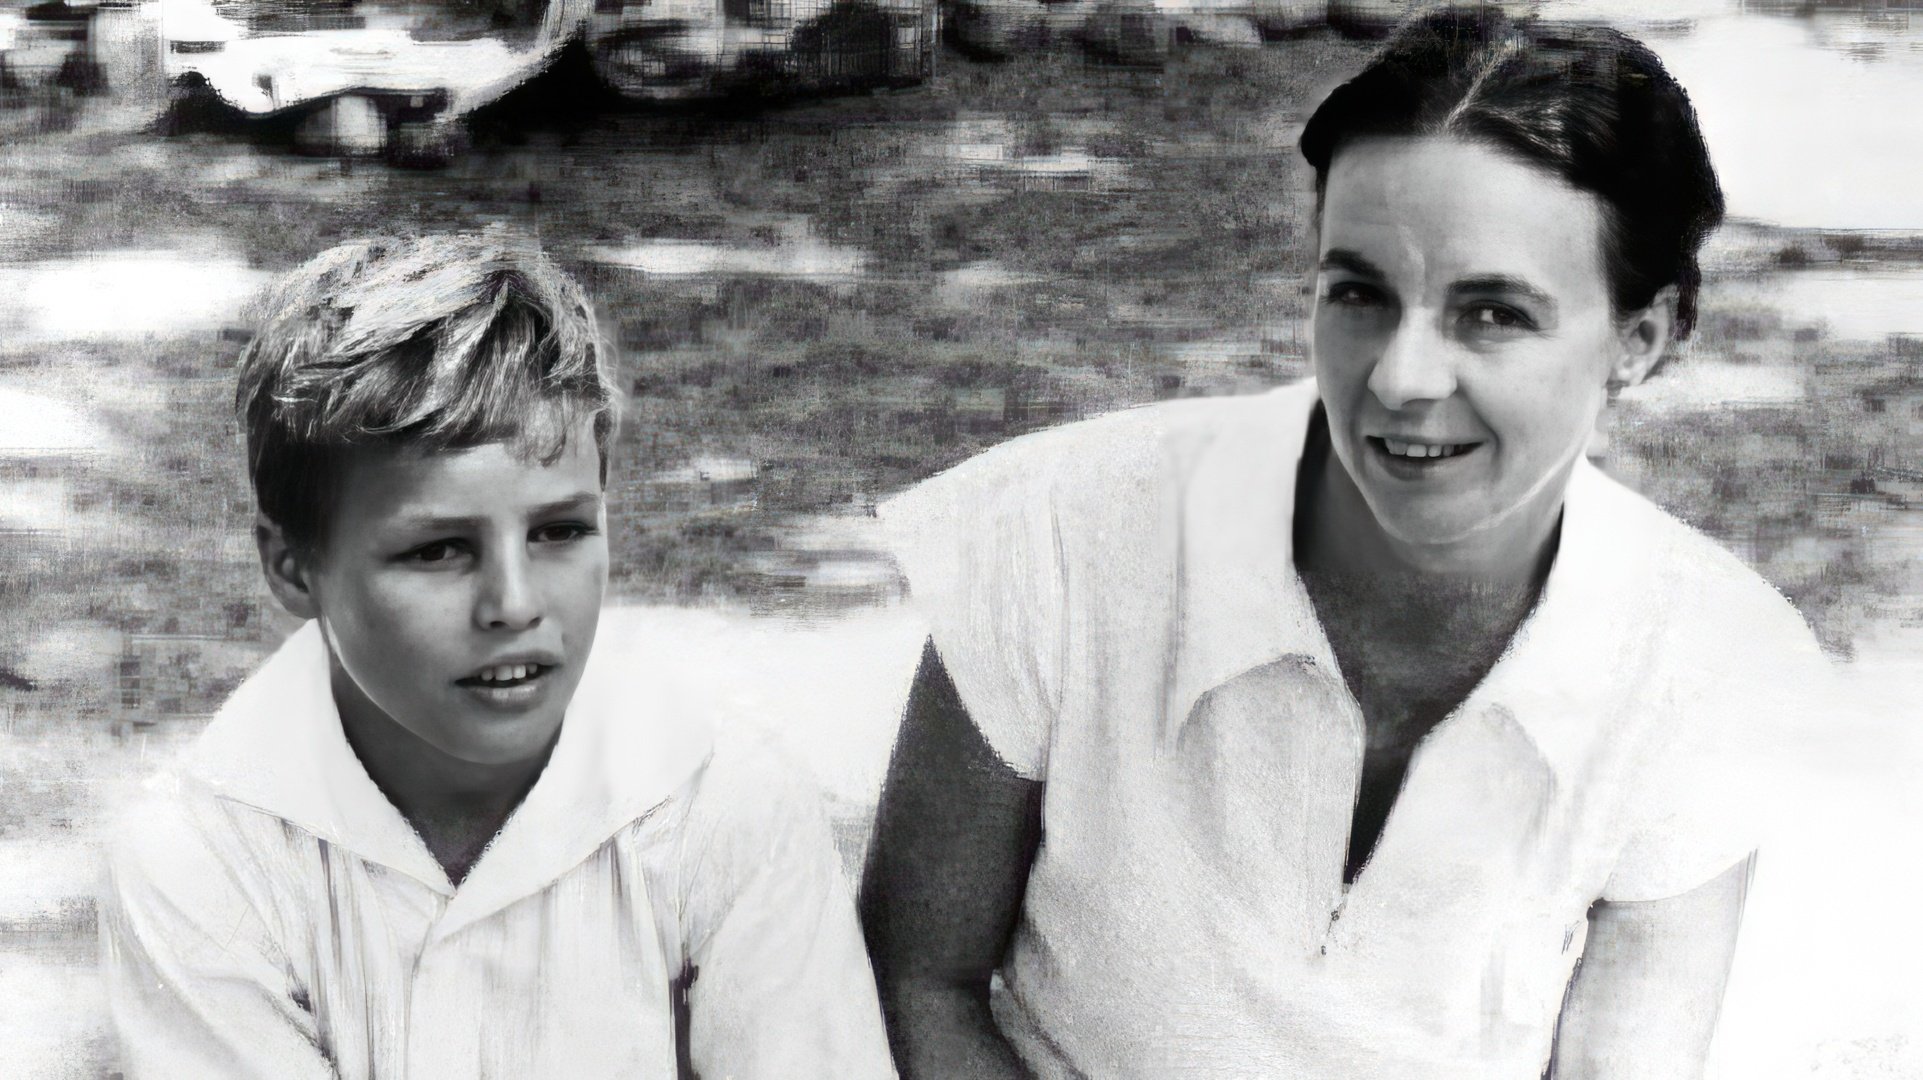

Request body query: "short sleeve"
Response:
[880, 443, 1069, 780]
[1602, 585, 1837, 904]
[678, 731, 896, 1080]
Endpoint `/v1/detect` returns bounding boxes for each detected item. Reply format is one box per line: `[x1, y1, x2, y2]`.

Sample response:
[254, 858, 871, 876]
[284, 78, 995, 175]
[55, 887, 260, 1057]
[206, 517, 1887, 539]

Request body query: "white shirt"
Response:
[99, 619, 897, 1080]
[882, 380, 1834, 1079]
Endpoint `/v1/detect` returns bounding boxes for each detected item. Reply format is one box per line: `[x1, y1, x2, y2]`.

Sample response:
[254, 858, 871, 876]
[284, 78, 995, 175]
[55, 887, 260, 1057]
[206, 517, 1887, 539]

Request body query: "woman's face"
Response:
[1310, 135, 1664, 556]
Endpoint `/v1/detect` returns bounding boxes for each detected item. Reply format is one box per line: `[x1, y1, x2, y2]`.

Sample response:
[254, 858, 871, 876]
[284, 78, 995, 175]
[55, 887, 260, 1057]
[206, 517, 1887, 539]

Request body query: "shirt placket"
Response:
[1320, 673, 1368, 958]
[403, 899, 468, 1077]
[1263, 651, 1369, 963]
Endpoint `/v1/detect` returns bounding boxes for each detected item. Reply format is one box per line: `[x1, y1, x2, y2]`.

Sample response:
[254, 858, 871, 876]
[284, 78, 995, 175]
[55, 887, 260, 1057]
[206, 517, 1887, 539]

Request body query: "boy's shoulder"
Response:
[681, 723, 832, 833]
[179, 621, 336, 803]
[651, 720, 852, 947]
[569, 609, 728, 805]
[584, 609, 849, 869]
[101, 765, 301, 944]
[105, 624, 424, 902]
[110, 623, 338, 872]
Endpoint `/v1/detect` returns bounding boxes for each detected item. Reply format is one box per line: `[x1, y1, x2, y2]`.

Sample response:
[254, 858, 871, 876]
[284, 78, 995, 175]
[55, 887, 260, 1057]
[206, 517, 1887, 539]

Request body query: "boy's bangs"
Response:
[281, 294, 615, 466]
[239, 233, 621, 553]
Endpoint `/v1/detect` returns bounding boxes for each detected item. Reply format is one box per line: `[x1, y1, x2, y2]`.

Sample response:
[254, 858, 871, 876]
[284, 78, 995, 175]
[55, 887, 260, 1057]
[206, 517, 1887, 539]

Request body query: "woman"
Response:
[862, 8, 1833, 1079]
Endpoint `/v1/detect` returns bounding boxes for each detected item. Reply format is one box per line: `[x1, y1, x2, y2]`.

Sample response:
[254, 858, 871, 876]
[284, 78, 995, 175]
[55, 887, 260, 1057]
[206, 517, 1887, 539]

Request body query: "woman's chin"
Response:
[1377, 520, 1487, 555]
[1362, 499, 1523, 561]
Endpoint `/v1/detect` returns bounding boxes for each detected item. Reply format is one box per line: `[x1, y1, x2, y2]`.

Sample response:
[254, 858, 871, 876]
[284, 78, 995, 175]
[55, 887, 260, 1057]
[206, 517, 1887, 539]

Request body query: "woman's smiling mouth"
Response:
[1370, 436, 1482, 461]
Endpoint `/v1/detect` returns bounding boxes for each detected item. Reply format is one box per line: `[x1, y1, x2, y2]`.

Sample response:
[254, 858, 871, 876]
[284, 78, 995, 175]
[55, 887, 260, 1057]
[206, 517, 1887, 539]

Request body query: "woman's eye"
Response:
[1325, 282, 1385, 309]
[1462, 304, 1535, 332]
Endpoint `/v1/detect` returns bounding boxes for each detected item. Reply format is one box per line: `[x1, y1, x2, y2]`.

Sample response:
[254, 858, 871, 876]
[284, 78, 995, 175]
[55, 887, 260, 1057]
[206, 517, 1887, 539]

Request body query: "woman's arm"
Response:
[860, 641, 1044, 1080]
[1551, 856, 1752, 1080]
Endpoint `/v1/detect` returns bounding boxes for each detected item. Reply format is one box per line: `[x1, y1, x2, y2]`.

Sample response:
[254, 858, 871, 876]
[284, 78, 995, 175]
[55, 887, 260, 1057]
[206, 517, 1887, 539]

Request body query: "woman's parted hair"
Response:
[1299, 5, 1725, 341]
[237, 232, 618, 554]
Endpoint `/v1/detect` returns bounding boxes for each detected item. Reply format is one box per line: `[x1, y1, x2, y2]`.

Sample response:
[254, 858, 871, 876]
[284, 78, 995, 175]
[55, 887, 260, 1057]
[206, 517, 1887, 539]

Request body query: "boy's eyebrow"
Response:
[1450, 274, 1558, 313]
[527, 492, 604, 518]
[397, 493, 604, 532]
[1318, 249, 1387, 279]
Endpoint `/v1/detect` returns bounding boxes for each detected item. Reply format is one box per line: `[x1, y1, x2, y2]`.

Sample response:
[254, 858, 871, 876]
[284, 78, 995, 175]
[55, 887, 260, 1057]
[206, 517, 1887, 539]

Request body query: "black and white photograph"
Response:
[0, 0, 1918, 1076]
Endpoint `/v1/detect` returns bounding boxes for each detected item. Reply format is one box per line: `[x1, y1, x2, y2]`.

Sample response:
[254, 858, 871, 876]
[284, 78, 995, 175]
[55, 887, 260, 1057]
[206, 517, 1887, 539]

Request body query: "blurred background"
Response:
[1, 0, 1920, 1075]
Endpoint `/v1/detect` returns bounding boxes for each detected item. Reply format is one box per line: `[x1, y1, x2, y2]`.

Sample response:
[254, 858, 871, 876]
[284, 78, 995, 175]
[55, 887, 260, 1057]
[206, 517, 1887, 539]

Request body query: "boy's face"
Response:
[282, 425, 609, 768]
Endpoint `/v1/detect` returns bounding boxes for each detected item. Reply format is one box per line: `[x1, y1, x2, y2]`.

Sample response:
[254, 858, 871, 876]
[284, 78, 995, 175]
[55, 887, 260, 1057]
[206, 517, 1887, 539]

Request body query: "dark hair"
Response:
[1299, 5, 1724, 341]
[237, 232, 619, 556]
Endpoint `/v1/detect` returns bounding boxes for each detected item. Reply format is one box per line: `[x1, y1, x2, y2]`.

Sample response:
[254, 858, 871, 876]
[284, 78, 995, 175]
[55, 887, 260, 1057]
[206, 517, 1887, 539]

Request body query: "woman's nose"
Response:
[1366, 316, 1457, 411]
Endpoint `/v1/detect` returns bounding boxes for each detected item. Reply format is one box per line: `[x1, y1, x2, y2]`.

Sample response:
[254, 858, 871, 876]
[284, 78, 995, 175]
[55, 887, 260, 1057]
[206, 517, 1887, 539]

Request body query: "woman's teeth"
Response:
[1382, 438, 1472, 459]
[478, 664, 540, 683]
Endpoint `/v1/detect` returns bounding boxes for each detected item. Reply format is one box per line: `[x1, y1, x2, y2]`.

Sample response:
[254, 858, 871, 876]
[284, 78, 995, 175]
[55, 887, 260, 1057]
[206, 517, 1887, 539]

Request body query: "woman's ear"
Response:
[1611, 285, 1680, 391]
[256, 516, 320, 620]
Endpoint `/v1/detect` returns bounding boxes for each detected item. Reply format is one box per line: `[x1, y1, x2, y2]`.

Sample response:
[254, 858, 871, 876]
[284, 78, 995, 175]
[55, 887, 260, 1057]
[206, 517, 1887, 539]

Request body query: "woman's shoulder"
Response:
[1580, 463, 1828, 674]
[882, 385, 1308, 530]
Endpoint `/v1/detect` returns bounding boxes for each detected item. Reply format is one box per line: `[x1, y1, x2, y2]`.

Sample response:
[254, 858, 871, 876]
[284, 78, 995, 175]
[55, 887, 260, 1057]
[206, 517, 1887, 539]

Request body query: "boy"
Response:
[100, 234, 896, 1079]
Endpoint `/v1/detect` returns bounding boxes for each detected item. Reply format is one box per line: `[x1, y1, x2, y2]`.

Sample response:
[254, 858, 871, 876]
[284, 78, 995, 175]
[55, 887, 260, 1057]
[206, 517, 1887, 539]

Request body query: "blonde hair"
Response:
[237, 231, 618, 553]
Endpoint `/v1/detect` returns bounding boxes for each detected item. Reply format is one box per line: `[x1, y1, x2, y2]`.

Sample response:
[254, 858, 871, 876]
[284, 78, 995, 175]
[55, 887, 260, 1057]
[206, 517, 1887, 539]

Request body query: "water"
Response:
[1726, 267, 1923, 341]
[0, 247, 271, 344]
[1654, 7, 1923, 230]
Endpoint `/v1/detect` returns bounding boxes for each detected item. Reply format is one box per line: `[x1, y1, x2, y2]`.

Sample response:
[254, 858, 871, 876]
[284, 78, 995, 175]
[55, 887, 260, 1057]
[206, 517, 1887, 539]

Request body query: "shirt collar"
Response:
[1167, 380, 1666, 783]
[185, 615, 715, 936]
[1165, 379, 1330, 733]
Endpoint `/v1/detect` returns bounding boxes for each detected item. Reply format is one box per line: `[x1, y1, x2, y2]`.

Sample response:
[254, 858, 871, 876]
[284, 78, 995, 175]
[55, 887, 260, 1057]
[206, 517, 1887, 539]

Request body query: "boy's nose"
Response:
[1367, 318, 1457, 411]
[475, 555, 543, 632]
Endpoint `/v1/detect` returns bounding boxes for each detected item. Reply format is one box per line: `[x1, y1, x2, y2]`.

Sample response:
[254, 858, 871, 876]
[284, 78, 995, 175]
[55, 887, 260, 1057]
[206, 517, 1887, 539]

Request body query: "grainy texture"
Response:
[1, 1, 1920, 1076]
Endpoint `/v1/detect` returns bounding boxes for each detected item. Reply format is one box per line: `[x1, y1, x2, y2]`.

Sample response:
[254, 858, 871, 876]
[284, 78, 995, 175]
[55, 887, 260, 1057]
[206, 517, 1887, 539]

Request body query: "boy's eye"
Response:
[403, 540, 468, 564]
[532, 522, 596, 545]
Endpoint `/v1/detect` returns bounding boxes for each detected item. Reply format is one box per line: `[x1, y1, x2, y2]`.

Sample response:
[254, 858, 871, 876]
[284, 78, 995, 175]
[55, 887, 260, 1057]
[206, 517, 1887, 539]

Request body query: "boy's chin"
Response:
[425, 711, 567, 770]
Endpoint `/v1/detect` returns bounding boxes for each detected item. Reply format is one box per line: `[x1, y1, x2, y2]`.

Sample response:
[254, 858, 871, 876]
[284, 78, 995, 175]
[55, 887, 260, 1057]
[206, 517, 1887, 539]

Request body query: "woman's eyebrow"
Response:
[1318, 249, 1387, 279]
[1450, 274, 1557, 313]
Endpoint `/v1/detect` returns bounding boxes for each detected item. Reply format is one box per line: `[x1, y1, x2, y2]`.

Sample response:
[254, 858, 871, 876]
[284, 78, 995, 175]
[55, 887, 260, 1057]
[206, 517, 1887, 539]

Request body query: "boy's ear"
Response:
[1610, 285, 1679, 391]
[255, 516, 319, 620]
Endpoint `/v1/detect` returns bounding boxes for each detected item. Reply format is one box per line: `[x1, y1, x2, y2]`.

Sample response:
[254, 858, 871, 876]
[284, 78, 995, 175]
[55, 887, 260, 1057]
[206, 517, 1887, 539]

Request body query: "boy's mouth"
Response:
[455, 659, 558, 711]
[458, 663, 551, 688]
[454, 653, 562, 708]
